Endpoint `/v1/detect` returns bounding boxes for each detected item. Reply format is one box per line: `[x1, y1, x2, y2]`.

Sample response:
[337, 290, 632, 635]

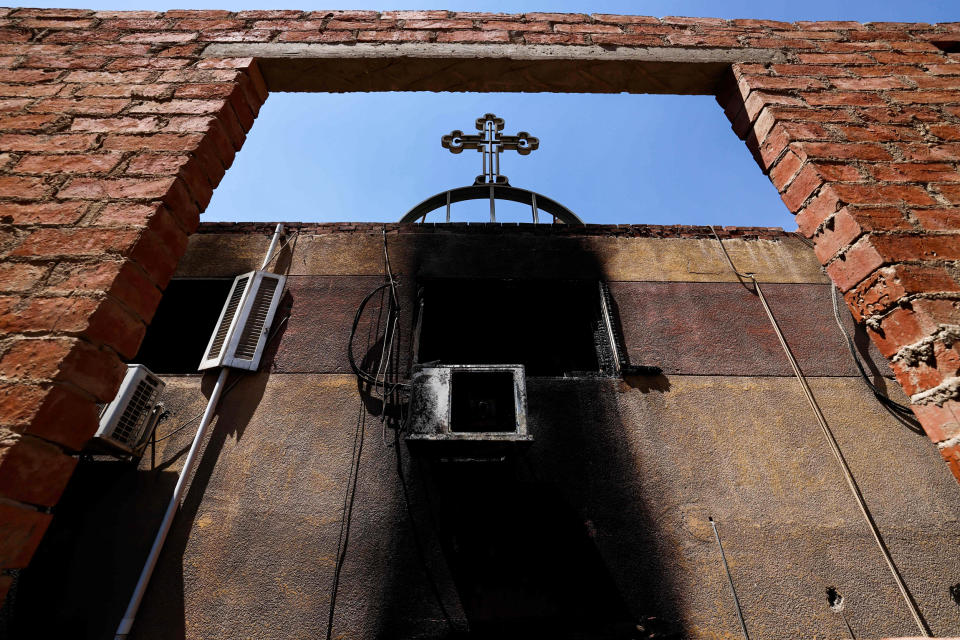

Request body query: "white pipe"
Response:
[260, 223, 284, 271]
[117, 224, 283, 638]
[115, 366, 229, 639]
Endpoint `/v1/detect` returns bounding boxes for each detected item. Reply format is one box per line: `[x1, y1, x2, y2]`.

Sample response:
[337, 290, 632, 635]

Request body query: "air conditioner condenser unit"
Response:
[199, 270, 286, 372]
[94, 364, 165, 454]
[406, 364, 532, 456]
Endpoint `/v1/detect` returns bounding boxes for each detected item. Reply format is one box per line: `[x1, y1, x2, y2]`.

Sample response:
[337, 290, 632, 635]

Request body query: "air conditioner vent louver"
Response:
[199, 270, 286, 372]
[94, 364, 165, 453]
[207, 275, 249, 360]
[112, 375, 161, 445]
[234, 276, 279, 360]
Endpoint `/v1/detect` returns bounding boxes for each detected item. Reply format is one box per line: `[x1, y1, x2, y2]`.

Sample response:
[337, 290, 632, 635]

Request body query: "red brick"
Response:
[175, 18, 245, 30]
[0, 500, 52, 568]
[872, 51, 945, 64]
[0, 263, 47, 292]
[326, 19, 398, 30]
[14, 153, 122, 174]
[236, 10, 303, 19]
[94, 202, 162, 226]
[830, 183, 936, 207]
[198, 30, 275, 43]
[870, 299, 960, 358]
[436, 30, 510, 43]
[831, 76, 911, 90]
[0, 176, 50, 199]
[0, 433, 77, 506]
[357, 30, 435, 43]
[826, 236, 886, 291]
[47, 259, 162, 322]
[667, 33, 743, 47]
[937, 183, 960, 205]
[249, 20, 326, 30]
[70, 43, 152, 56]
[914, 76, 960, 89]
[929, 125, 960, 141]
[554, 23, 622, 34]
[792, 142, 892, 162]
[0, 83, 61, 98]
[70, 116, 162, 133]
[835, 124, 923, 142]
[120, 31, 198, 44]
[781, 163, 823, 213]
[62, 70, 151, 84]
[21, 55, 107, 70]
[590, 34, 662, 46]
[912, 401, 960, 442]
[19, 18, 95, 29]
[523, 13, 589, 23]
[403, 19, 475, 29]
[0, 114, 60, 131]
[801, 92, 887, 107]
[796, 53, 875, 64]
[891, 339, 960, 396]
[796, 186, 842, 237]
[888, 90, 960, 104]
[57, 176, 177, 200]
[0, 202, 87, 225]
[845, 263, 960, 323]
[11, 8, 92, 17]
[10, 228, 139, 258]
[164, 9, 231, 18]
[859, 105, 942, 123]
[912, 207, 960, 231]
[102, 133, 204, 152]
[870, 163, 960, 183]
[74, 84, 172, 99]
[107, 57, 192, 71]
[896, 143, 960, 163]
[769, 64, 853, 77]
[30, 97, 130, 115]
[476, 20, 548, 32]
[277, 31, 357, 44]
[769, 150, 805, 190]
[0, 69, 63, 84]
[0, 337, 124, 402]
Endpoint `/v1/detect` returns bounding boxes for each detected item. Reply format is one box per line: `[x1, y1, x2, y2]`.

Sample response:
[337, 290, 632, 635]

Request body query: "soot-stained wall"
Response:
[5, 223, 960, 639]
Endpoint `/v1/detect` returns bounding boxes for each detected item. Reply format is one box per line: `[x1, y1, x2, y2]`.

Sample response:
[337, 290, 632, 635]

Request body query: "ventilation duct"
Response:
[94, 364, 165, 453]
[198, 270, 286, 372]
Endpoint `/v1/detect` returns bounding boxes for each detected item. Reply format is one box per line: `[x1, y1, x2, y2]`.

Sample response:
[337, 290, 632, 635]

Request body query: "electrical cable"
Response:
[709, 226, 931, 637]
[260, 229, 300, 270]
[829, 285, 919, 421]
[325, 402, 367, 640]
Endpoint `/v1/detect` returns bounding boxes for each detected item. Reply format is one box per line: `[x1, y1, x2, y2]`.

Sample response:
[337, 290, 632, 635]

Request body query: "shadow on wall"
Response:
[346, 229, 686, 638]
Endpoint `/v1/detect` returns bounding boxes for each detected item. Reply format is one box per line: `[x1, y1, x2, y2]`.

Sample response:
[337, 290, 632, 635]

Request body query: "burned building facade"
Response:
[1, 8, 960, 639]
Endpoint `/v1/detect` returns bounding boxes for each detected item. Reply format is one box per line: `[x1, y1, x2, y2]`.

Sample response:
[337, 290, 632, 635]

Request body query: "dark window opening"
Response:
[450, 370, 517, 433]
[133, 278, 234, 374]
[417, 279, 614, 377]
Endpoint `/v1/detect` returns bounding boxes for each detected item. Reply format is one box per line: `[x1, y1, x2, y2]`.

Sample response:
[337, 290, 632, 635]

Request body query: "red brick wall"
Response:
[0, 7, 958, 597]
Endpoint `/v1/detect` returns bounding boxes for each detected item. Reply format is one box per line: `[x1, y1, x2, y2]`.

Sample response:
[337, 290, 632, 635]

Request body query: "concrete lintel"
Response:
[202, 42, 784, 95]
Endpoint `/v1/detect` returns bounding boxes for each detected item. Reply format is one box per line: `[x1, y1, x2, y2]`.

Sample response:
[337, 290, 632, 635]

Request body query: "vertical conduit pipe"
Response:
[115, 224, 284, 639]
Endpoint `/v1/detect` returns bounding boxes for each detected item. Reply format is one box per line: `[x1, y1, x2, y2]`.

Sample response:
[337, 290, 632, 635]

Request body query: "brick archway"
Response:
[0, 8, 958, 596]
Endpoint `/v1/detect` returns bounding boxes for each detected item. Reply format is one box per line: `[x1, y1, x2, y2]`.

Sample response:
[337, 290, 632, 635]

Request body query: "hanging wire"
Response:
[829, 285, 920, 423]
[709, 226, 931, 637]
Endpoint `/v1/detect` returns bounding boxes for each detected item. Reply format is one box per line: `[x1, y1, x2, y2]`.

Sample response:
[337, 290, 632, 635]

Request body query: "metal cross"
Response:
[441, 113, 539, 185]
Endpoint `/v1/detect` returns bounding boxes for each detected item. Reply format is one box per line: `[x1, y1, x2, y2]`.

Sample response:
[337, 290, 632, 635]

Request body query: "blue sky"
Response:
[18, 1, 959, 227]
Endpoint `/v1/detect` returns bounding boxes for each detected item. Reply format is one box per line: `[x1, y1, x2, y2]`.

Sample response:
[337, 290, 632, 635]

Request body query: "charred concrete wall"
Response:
[5, 223, 960, 639]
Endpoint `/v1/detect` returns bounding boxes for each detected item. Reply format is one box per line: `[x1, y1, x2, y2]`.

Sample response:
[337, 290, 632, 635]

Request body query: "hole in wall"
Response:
[827, 586, 844, 612]
[203, 92, 791, 228]
[950, 583, 960, 606]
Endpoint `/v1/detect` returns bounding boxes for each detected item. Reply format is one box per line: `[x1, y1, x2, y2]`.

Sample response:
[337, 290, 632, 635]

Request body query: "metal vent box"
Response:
[94, 364, 165, 453]
[406, 364, 532, 455]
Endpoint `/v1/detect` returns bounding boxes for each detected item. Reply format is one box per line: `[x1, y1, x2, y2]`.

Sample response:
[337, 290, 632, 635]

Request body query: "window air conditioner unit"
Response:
[406, 364, 532, 456]
[94, 364, 165, 453]
[199, 270, 286, 372]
